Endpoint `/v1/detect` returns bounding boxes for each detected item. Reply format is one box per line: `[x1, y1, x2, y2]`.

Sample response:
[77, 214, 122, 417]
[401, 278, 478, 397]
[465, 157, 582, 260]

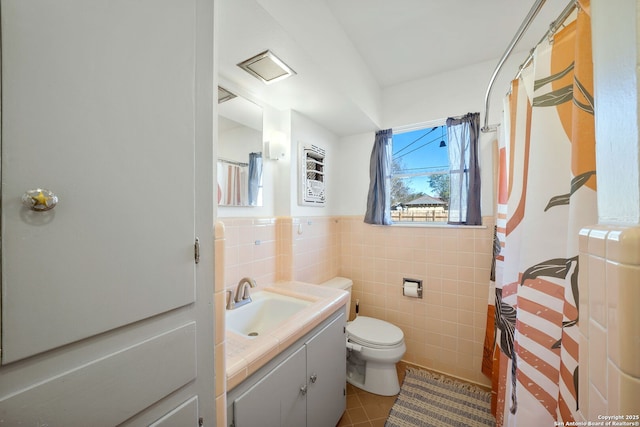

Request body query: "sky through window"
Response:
[392, 125, 449, 196]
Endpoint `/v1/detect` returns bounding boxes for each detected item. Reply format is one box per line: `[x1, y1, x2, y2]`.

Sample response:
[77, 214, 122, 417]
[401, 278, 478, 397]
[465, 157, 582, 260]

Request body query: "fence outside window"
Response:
[391, 210, 448, 223]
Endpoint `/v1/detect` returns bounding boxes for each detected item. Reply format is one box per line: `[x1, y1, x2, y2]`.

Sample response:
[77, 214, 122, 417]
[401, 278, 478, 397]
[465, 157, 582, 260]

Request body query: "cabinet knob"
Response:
[300, 385, 308, 395]
[22, 188, 58, 211]
[309, 374, 317, 383]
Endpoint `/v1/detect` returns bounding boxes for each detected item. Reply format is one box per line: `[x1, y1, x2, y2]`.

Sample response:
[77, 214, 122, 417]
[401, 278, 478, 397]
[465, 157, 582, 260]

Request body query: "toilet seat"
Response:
[347, 316, 404, 349]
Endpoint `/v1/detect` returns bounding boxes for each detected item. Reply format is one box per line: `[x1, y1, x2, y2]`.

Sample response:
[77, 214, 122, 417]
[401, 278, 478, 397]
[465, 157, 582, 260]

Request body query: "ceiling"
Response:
[218, 0, 572, 136]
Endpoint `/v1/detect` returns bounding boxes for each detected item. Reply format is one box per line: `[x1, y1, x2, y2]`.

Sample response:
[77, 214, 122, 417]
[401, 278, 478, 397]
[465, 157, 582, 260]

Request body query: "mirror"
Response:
[217, 89, 263, 206]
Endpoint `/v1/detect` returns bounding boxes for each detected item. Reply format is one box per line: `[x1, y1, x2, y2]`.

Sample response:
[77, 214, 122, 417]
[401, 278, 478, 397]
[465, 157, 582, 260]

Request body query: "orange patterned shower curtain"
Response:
[482, 1, 596, 425]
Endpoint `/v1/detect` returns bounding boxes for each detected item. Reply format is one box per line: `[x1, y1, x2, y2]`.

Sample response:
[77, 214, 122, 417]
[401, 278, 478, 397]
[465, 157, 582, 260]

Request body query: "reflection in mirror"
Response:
[218, 88, 263, 206]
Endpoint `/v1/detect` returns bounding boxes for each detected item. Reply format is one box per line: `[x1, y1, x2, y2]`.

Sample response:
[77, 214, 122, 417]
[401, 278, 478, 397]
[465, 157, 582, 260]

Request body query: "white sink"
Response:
[226, 290, 313, 338]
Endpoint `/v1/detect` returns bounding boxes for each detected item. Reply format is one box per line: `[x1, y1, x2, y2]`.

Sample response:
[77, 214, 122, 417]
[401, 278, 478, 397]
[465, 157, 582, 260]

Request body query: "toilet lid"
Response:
[347, 316, 404, 347]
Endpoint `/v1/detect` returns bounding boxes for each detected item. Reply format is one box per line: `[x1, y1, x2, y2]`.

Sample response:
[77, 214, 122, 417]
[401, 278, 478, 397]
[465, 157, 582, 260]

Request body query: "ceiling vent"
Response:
[237, 50, 296, 84]
[217, 86, 237, 104]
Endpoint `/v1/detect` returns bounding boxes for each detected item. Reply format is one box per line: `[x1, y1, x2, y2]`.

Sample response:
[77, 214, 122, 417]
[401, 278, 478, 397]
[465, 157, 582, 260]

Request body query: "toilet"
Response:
[321, 277, 406, 396]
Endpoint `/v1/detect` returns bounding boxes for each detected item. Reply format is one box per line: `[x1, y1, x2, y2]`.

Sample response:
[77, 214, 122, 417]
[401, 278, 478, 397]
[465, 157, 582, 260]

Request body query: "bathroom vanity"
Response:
[225, 282, 348, 427]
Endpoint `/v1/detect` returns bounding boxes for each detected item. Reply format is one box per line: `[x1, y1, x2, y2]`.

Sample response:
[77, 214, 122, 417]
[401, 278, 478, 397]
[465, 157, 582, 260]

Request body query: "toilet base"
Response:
[347, 357, 401, 396]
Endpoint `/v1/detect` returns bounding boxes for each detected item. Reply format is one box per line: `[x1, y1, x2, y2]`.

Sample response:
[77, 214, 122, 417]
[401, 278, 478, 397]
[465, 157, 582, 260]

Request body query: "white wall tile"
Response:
[579, 332, 590, 417]
[588, 253, 607, 327]
[578, 250, 590, 338]
[607, 261, 640, 378]
[588, 383, 607, 422]
[588, 319, 608, 398]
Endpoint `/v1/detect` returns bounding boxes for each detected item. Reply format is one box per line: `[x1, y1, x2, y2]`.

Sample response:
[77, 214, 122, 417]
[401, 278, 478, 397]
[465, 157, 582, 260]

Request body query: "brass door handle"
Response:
[22, 188, 58, 211]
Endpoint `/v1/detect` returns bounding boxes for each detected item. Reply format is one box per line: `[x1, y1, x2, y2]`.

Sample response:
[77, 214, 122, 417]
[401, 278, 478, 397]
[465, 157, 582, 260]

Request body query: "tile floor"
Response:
[336, 362, 408, 427]
[336, 361, 491, 426]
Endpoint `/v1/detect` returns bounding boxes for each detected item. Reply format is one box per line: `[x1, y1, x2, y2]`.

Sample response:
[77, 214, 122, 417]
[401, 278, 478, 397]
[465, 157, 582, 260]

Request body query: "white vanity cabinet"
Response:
[306, 312, 348, 427]
[234, 346, 307, 426]
[228, 310, 346, 427]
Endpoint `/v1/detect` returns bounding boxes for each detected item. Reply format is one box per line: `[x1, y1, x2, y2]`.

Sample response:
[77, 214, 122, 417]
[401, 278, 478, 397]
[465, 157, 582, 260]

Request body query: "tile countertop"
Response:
[225, 281, 348, 391]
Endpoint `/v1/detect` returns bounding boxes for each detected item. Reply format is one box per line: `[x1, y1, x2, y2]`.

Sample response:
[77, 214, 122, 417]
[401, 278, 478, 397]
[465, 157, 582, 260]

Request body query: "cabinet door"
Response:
[1, 0, 197, 363]
[0, 0, 215, 425]
[306, 312, 346, 427]
[234, 346, 307, 427]
[149, 397, 198, 427]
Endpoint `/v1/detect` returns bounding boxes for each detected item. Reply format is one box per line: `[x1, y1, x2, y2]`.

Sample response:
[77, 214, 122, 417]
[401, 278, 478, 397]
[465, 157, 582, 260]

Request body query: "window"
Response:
[391, 123, 450, 223]
[364, 114, 480, 226]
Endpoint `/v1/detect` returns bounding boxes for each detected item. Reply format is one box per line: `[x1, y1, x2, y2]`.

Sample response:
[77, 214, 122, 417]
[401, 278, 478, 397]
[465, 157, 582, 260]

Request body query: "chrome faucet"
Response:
[235, 277, 257, 302]
[227, 277, 257, 309]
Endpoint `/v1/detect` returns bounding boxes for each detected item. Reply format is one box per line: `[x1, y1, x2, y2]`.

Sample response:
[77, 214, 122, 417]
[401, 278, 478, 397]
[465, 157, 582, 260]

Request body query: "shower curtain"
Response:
[217, 160, 248, 206]
[482, 1, 596, 425]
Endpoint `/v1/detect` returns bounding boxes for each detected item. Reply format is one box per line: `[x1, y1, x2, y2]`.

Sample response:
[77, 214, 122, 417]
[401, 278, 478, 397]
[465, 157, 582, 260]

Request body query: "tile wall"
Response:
[218, 215, 494, 387]
[221, 217, 340, 291]
[338, 216, 494, 386]
[214, 222, 227, 427]
[288, 216, 341, 284]
[220, 218, 279, 290]
[577, 225, 640, 421]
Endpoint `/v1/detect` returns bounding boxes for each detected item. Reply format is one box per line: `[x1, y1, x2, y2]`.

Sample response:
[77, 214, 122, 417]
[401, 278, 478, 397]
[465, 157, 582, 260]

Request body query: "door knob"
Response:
[300, 385, 308, 395]
[309, 374, 317, 383]
[22, 188, 58, 211]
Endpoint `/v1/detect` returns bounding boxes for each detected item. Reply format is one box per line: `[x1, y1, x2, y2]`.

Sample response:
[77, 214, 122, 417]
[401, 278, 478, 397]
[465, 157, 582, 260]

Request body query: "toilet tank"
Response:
[320, 277, 352, 320]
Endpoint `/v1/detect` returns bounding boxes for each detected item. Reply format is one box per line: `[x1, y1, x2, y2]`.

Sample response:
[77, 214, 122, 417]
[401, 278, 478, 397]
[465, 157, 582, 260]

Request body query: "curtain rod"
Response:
[481, 0, 577, 133]
[515, 0, 579, 80]
[218, 157, 248, 167]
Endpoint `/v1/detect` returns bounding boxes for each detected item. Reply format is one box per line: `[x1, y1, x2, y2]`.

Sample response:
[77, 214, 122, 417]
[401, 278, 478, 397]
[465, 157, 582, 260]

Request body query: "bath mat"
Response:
[385, 368, 495, 427]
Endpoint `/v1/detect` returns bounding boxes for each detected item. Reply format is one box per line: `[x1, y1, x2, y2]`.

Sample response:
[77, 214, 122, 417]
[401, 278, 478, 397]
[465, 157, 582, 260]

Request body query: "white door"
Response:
[0, 0, 215, 425]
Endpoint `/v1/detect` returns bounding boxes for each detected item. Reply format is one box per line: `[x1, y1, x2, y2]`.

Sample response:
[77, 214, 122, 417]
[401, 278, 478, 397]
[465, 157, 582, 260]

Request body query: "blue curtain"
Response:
[248, 152, 262, 206]
[364, 129, 393, 225]
[446, 112, 481, 225]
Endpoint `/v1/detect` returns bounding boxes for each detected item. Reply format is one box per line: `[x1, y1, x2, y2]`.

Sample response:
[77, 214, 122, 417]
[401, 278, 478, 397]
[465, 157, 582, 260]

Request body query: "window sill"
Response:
[389, 222, 487, 229]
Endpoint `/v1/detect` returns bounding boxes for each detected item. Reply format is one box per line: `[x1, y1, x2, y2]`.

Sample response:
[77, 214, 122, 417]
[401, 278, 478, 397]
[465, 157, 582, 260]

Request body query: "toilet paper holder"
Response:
[402, 278, 423, 298]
